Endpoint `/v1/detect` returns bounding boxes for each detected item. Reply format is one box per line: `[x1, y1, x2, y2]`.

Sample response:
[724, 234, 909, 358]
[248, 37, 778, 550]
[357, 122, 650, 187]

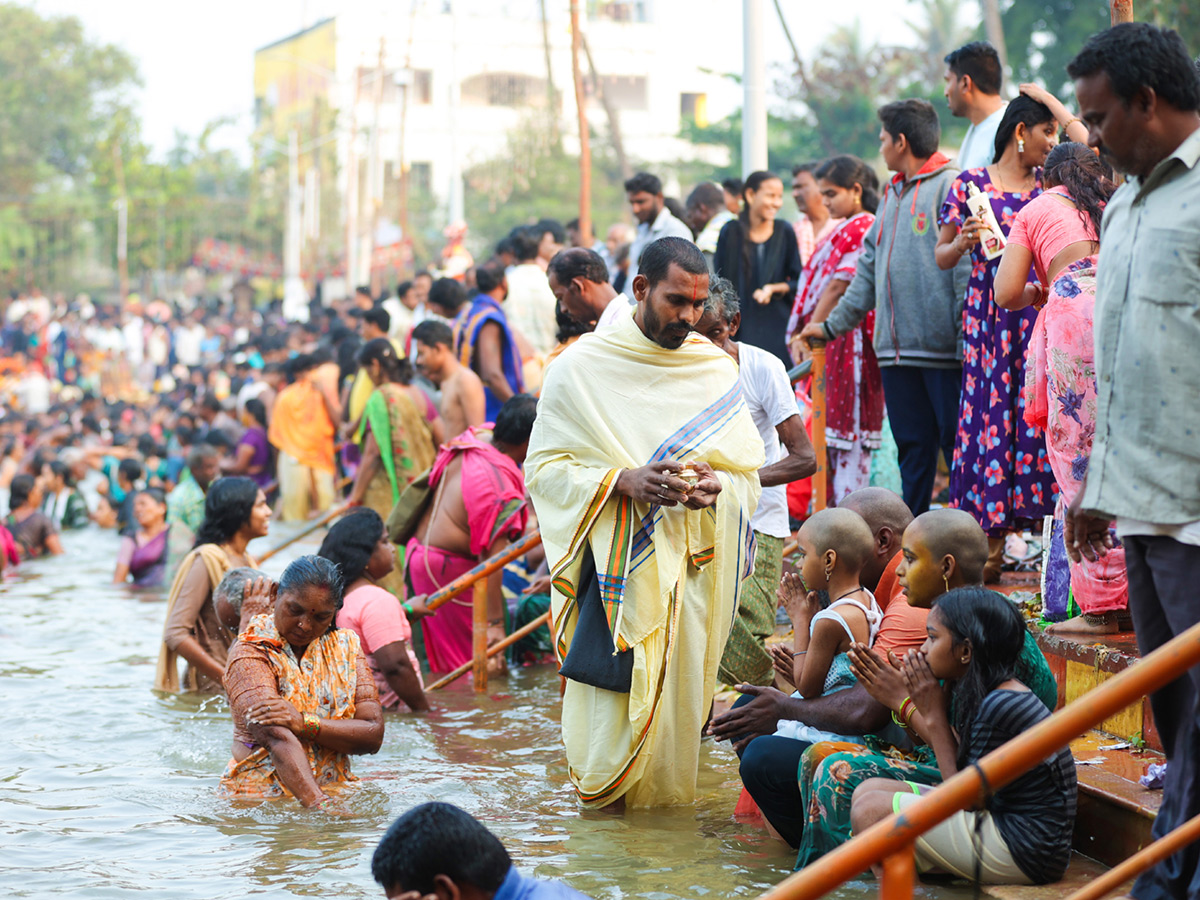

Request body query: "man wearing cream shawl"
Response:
[526, 237, 764, 808]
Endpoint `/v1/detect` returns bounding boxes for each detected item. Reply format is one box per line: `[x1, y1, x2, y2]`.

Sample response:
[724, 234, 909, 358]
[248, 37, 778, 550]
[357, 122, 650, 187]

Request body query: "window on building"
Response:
[680, 92, 708, 128]
[460, 73, 551, 108]
[586, 75, 648, 112]
[588, 1, 648, 22]
[411, 69, 432, 105]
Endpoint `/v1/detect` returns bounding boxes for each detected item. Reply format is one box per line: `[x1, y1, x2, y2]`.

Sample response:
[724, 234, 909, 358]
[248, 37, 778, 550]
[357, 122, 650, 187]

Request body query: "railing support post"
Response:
[472, 579, 488, 693]
[880, 847, 915, 900]
[810, 339, 828, 512]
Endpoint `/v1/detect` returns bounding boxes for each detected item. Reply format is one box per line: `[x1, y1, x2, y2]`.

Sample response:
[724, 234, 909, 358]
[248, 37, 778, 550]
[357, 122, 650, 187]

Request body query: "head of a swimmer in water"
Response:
[372, 802, 513, 900]
[895, 508, 988, 608]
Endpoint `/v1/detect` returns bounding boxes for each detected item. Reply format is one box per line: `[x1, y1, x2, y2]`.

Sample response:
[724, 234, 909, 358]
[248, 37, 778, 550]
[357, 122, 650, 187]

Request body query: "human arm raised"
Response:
[1019, 83, 1090, 144]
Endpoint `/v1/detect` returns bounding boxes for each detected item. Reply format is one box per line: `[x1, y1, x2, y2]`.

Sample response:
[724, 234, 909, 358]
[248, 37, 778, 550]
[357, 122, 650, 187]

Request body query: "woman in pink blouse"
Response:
[318, 508, 430, 711]
[995, 141, 1127, 634]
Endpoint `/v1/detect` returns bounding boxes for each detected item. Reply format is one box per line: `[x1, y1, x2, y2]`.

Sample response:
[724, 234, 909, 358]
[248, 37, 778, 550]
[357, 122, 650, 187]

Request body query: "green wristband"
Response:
[402, 601, 414, 614]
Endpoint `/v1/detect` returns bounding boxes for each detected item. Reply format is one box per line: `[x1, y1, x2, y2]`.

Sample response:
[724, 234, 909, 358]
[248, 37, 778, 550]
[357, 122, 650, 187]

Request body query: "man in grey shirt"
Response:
[1066, 24, 1200, 900]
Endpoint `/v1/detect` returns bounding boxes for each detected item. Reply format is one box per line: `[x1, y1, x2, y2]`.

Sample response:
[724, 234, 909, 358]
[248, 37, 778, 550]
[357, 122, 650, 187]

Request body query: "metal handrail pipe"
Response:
[424, 530, 543, 612]
[757, 618, 1200, 900]
[1065, 813, 1200, 900]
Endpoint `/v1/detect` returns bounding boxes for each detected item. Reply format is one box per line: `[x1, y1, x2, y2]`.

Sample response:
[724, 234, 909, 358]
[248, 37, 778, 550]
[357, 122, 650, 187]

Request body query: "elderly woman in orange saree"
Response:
[220, 555, 383, 808]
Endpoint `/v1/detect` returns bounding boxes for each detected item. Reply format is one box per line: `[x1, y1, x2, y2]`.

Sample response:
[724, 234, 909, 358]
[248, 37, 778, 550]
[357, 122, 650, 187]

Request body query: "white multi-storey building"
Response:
[254, 1, 738, 282]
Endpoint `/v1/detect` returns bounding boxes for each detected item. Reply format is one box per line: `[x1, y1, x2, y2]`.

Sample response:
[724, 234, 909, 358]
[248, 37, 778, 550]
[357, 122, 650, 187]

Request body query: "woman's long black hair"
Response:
[193, 476, 259, 548]
[991, 95, 1055, 164]
[357, 337, 414, 385]
[317, 507, 384, 586]
[932, 586, 1028, 767]
[1042, 141, 1116, 237]
[277, 554, 346, 633]
[814, 155, 881, 214]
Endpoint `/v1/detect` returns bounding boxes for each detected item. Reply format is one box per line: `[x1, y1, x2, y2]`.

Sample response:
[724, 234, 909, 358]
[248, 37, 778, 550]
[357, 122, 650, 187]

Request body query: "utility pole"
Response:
[1111, 0, 1134, 23]
[346, 60, 362, 294]
[742, 0, 768, 176]
[283, 128, 307, 322]
[112, 141, 129, 301]
[570, 0, 592, 246]
[581, 32, 630, 182]
[981, 0, 1009, 74]
[447, 0, 464, 226]
[369, 38, 387, 297]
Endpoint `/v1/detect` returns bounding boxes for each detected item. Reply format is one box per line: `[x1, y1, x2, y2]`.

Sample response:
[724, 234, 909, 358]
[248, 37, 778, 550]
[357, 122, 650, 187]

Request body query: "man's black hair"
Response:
[637, 236, 707, 288]
[495, 235, 517, 257]
[493, 394, 538, 447]
[428, 278, 468, 316]
[510, 229, 540, 263]
[362, 306, 390, 333]
[944, 41, 1003, 96]
[118, 457, 143, 483]
[371, 802, 511, 895]
[721, 176, 743, 195]
[624, 171, 663, 195]
[548, 247, 609, 285]
[475, 259, 507, 294]
[412, 319, 455, 350]
[877, 98, 942, 159]
[685, 182, 724, 212]
[396, 279, 414, 298]
[535, 218, 566, 244]
[791, 162, 820, 177]
[1067, 22, 1200, 112]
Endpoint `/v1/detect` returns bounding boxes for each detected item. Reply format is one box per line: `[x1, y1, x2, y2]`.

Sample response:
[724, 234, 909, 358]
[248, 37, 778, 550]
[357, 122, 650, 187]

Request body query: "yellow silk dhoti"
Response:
[526, 311, 763, 808]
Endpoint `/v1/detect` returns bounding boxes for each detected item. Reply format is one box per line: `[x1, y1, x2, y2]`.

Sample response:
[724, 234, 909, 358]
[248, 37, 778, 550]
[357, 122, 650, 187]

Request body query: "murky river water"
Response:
[0, 523, 965, 899]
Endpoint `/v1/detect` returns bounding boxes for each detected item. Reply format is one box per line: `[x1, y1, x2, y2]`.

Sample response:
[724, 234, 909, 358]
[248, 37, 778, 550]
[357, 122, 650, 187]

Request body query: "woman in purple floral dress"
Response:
[935, 96, 1061, 580]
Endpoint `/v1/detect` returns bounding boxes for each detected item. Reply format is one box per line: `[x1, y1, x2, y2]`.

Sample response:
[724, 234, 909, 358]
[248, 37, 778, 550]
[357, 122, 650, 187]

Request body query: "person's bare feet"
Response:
[1045, 612, 1119, 635]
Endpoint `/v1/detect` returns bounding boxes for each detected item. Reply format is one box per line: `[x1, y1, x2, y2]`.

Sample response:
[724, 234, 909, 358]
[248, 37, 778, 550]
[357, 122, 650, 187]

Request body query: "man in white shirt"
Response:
[944, 42, 1007, 171]
[547, 247, 632, 331]
[696, 276, 818, 687]
[685, 182, 736, 270]
[625, 171, 694, 283]
[502, 229, 558, 357]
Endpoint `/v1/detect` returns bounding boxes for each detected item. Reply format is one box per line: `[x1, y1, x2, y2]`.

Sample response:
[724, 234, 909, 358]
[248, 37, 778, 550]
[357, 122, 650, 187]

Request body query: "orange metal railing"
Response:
[1067, 813, 1200, 900]
[788, 347, 827, 514]
[418, 529, 544, 692]
[757, 618, 1200, 900]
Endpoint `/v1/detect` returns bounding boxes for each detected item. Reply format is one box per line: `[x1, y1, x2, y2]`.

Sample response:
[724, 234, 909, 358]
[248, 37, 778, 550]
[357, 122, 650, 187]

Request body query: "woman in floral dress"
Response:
[786, 155, 884, 503]
[935, 95, 1062, 580]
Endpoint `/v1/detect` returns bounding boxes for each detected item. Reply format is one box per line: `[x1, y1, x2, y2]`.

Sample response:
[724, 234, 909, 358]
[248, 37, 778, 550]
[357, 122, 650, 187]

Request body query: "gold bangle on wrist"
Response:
[1063, 116, 1083, 129]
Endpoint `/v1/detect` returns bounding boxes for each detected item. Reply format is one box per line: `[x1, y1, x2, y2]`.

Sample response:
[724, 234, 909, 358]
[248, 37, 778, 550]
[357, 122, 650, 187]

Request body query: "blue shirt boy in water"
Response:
[372, 802, 591, 900]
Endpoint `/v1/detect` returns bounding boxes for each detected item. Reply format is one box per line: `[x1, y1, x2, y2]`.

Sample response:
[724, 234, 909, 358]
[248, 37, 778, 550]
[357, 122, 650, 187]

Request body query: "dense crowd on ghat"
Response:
[4, 23, 1200, 900]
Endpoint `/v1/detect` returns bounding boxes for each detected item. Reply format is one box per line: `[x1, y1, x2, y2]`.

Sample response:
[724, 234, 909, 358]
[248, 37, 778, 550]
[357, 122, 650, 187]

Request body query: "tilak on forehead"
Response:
[692, 274, 702, 302]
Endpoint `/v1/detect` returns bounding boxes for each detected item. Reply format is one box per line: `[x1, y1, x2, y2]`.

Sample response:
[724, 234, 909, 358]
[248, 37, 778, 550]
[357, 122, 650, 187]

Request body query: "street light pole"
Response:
[742, 0, 768, 176]
[283, 128, 307, 322]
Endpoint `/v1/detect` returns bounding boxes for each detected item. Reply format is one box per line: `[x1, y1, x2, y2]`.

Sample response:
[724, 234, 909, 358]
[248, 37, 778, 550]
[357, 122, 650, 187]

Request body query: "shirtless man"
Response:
[401, 395, 537, 674]
[412, 320, 485, 440]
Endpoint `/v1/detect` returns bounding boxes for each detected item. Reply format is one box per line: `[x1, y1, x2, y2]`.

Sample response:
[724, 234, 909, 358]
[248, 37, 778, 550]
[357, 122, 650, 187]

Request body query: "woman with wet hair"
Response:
[113, 488, 170, 587]
[5, 473, 62, 559]
[319, 509, 429, 712]
[220, 554, 384, 807]
[156, 477, 271, 692]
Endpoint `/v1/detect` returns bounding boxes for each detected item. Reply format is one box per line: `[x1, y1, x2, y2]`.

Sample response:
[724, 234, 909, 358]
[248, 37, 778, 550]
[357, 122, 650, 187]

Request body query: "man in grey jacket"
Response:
[798, 99, 970, 515]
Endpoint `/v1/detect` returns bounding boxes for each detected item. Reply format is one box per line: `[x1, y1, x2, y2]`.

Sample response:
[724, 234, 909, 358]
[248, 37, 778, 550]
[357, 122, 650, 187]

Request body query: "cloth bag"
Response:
[558, 545, 634, 693]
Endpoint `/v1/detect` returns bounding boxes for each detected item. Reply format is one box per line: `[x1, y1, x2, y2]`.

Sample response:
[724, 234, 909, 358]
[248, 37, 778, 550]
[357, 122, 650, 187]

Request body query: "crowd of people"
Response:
[4, 21, 1200, 899]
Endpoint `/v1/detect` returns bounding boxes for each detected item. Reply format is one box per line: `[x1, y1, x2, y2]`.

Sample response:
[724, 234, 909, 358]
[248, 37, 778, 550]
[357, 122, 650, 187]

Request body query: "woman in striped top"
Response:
[849, 587, 1076, 885]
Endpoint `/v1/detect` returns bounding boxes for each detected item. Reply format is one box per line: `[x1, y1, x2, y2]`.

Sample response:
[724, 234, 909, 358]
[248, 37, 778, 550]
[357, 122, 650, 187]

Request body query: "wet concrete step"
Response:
[982, 853, 1128, 900]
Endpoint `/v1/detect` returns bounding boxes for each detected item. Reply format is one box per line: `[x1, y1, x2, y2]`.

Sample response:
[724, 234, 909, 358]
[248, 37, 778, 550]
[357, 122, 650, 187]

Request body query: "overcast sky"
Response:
[30, 0, 917, 158]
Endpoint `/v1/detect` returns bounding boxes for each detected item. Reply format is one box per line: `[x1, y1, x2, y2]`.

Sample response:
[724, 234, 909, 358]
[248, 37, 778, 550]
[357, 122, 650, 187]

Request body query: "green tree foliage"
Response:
[461, 115, 629, 256]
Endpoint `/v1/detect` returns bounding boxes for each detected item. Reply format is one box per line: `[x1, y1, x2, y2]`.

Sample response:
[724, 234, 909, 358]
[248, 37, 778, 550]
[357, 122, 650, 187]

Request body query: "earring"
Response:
[1017, 138, 1025, 153]
[961, 657, 969, 664]
[943, 573, 950, 594]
